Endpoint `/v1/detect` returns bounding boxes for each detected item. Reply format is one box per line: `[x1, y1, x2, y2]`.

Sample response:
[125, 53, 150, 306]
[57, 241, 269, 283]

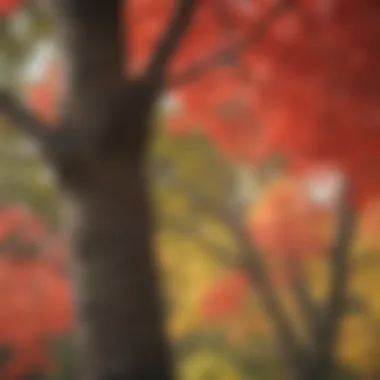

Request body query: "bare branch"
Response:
[286, 255, 319, 340]
[185, 188, 305, 366]
[145, 0, 196, 83]
[235, 231, 306, 368]
[162, 177, 304, 365]
[0, 91, 50, 140]
[314, 183, 357, 364]
[0, 91, 89, 172]
[169, 0, 292, 87]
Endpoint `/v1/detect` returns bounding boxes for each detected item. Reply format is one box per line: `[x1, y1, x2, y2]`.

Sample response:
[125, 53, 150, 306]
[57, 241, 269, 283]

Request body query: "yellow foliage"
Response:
[338, 315, 374, 367]
[153, 135, 380, 378]
[178, 351, 244, 380]
[304, 246, 380, 375]
[156, 192, 190, 219]
[157, 230, 225, 342]
[301, 243, 380, 375]
[170, 310, 201, 341]
[197, 216, 237, 255]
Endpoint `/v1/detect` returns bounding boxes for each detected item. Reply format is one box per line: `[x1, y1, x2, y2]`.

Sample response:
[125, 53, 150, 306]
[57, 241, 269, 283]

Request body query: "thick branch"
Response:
[0, 91, 49, 140]
[145, 0, 196, 83]
[0, 90, 98, 177]
[170, 0, 292, 87]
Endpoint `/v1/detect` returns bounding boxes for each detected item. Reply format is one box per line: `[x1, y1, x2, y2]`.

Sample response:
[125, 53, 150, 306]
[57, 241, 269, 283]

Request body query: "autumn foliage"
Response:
[2, 0, 380, 377]
[21, 0, 380, 207]
[201, 271, 250, 323]
[0, 206, 73, 379]
[200, 177, 329, 321]
[140, 0, 379, 206]
[247, 177, 333, 258]
[204, 172, 373, 298]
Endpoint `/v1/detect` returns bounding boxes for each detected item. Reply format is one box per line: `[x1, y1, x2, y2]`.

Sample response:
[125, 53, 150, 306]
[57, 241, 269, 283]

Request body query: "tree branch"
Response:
[161, 178, 304, 366]
[169, 0, 293, 87]
[0, 91, 49, 140]
[235, 233, 306, 369]
[286, 255, 319, 341]
[314, 183, 357, 365]
[183, 186, 305, 366]
[145, 0, 196, 83]
[0, 90, 93, 174]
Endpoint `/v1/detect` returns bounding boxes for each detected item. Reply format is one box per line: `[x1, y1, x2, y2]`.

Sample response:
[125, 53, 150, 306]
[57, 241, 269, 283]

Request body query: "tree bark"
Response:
[52, 73, 173, 379]
[46, 1, 181, 379]
[64, 156, 172, 380]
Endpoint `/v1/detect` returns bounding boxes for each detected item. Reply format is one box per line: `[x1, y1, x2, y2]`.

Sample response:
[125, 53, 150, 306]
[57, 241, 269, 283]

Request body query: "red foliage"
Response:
[201, 271, 250, 322]
[0, 207, 73, 379]
[162, 0, 380, 206]
[0, 0, 23, 18]
[24, 0, 380, 206]
[247, 177, 333, 259]
[358, 199, 380, 250]
[0, 258, 73, 379]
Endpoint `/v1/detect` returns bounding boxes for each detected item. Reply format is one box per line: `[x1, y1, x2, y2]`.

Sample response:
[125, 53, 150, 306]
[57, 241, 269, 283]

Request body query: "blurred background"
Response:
[1, 1, 380, 379]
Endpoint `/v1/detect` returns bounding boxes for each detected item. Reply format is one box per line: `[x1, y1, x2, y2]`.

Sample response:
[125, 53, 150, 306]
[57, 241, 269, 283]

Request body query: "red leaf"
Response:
[201, 271, 250, 322]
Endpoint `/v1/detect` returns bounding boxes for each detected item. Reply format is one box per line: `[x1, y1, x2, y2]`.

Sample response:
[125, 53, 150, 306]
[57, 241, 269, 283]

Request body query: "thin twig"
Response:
[286, 254, 319, 341]
[314, 182, 357, 365]
[233, 223, 306, 369]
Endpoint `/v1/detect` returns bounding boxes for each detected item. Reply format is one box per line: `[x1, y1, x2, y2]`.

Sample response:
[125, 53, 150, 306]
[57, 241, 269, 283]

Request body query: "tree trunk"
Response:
[45, 2, 176, 379]
[51, 80, 173, 378]
[65, 158, 172, 380]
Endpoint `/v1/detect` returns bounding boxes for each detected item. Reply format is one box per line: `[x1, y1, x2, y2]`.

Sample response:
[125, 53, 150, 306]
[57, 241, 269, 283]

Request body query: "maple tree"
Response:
[199, 176, 380, 378]
[1, 0, 379, 379]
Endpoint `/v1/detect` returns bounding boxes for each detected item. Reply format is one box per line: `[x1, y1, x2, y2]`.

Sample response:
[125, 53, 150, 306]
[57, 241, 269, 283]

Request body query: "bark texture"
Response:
[65, 154, 172, 380]
[46, 1, 196, 378]
[38, 1, 190, 379]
